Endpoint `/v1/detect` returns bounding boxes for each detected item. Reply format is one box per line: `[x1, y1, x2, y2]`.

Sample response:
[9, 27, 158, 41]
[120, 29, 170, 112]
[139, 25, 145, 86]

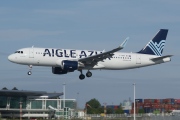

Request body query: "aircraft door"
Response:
[29, 48, 34, 58]
[136, 55, 141, 64]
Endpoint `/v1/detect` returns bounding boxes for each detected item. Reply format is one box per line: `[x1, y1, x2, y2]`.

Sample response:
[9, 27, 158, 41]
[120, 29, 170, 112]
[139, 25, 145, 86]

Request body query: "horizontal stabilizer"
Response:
[150, 55, 173, 61]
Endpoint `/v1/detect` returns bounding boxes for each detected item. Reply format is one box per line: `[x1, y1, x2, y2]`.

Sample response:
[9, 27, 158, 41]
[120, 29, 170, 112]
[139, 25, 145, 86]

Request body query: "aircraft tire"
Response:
[79, 74, 85, 80]
[27, 71, 32, 75]
[86, 71, 92, 77]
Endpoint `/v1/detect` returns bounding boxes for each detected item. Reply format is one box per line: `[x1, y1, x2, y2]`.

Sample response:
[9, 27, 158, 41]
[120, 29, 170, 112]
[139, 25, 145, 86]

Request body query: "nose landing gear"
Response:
[27, 65, 32, 75]
[27, 71, 32, 75]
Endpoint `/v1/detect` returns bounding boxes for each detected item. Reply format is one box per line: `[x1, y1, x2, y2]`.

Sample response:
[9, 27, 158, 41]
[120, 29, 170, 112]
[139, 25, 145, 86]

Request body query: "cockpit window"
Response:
[15, 51, 23, 54]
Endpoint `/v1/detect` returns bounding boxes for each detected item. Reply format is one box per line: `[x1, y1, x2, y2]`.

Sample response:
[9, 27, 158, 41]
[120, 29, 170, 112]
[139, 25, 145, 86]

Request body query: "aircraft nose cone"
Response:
[8, 54, 14, 62]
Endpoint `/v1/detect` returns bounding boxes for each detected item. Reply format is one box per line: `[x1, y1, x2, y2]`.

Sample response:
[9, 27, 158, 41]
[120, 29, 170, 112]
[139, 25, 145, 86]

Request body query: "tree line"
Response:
[85, 98, 124, 114]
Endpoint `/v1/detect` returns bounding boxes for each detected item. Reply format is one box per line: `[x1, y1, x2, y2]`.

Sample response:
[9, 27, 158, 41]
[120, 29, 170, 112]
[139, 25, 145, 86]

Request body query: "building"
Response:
[0, 87, 76, 119]
[131, 98, 180, 114]
[122, 99, 132, 114]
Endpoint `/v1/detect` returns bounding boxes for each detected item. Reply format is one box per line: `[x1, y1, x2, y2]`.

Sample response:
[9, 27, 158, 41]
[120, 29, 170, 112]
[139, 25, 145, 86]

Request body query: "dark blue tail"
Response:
[138, 29, 168, 56]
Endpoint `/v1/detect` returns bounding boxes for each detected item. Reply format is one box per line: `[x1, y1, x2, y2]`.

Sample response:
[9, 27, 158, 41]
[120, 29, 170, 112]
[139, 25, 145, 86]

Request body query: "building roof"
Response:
[0, 87, 63, 98]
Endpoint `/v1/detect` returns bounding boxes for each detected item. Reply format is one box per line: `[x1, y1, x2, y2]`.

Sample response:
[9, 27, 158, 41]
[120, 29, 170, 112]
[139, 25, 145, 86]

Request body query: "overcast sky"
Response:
[0, 0, 180, 108]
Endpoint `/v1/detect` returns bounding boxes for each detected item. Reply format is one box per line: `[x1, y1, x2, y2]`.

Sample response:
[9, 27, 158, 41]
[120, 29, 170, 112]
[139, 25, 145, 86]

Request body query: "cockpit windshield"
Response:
[15, 51, 23, 54]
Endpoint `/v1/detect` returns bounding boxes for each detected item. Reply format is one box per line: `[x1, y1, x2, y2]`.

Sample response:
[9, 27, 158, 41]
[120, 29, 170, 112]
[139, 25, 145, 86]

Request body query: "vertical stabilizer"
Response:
[138, 29, 168, 56]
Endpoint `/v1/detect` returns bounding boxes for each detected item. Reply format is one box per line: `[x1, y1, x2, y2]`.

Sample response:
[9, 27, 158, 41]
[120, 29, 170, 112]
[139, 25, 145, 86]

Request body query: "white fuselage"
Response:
[8, 47, 171, 70]
[7, 29, 171, 80]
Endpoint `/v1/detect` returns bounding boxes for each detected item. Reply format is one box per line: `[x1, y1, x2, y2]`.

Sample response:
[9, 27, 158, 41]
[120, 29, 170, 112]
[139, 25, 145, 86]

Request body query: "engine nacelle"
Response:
[52, 67, 67, 74]
[62, 60, 78, 72]
[52, 60, 78, 74]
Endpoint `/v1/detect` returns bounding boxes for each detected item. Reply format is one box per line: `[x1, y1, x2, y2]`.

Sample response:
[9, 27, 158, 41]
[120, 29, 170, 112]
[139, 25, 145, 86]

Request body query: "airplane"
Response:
[8, 29, 172, 80]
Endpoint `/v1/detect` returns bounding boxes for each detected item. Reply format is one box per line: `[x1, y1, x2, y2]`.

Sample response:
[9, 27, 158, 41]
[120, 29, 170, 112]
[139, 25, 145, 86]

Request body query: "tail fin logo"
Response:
[138, 29, 168, 56]
[147, 40, 165, 56]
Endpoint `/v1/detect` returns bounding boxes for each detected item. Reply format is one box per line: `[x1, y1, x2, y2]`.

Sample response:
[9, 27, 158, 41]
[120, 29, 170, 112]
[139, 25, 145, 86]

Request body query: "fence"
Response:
[84, 113, 180, 120]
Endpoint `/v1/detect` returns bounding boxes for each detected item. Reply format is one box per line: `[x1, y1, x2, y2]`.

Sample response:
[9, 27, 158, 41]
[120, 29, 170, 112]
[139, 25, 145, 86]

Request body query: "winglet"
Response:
[120, 37, 129, 48]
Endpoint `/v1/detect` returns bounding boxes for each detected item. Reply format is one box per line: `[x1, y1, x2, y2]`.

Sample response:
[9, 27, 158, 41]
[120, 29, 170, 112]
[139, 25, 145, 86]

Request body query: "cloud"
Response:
[0, 29, 64, 41]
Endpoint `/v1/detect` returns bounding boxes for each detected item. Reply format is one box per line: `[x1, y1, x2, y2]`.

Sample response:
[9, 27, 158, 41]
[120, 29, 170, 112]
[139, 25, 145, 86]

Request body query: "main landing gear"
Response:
[79, 70, 92, 80]
[27, 65, 32, 75]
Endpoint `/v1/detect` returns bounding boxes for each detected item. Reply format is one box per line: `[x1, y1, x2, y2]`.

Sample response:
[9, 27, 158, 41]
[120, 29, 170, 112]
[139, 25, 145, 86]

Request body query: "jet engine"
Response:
[62, 60, 78, 72]
[52, 60, 78, 74]
[52, 67, 67, 74]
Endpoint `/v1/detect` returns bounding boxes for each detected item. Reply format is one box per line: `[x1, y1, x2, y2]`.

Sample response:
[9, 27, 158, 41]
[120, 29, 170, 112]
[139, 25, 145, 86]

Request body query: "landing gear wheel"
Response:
[79, 74, 85, 80]
[28, 65, 33, 75]
[27, 71, 32, 75]
[86, 71, 92, 77]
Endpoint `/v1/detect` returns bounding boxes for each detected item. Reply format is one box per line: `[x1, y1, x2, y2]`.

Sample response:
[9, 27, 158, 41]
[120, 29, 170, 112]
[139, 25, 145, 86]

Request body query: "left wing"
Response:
[78, 37, 129, 66]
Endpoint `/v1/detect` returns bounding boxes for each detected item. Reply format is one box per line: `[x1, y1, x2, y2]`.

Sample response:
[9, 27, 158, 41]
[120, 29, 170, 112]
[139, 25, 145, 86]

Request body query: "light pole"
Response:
[63, 83, 66, 119]
[133, 83, 136, 120]
[63, 83, 66, 108]
[103, 103, 107, 120]
[19, 102, 22, 120]
[77, 92, 79, 109]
